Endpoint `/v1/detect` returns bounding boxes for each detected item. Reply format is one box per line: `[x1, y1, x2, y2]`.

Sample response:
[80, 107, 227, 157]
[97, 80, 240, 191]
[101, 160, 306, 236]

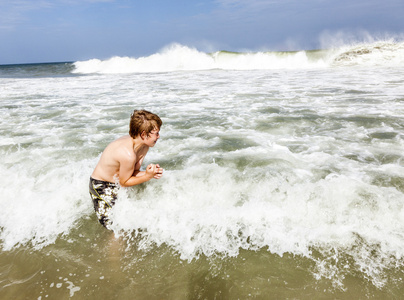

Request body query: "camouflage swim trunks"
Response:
[89, 177, 119, 229]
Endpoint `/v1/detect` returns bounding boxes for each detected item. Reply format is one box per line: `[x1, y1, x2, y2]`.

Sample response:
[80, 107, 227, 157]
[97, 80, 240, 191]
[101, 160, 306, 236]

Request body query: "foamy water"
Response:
[1, 41, 404, 297]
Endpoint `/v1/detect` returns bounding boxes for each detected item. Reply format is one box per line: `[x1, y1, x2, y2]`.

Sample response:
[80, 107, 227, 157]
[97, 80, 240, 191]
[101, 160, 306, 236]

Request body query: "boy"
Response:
[89, 109, 163, 229]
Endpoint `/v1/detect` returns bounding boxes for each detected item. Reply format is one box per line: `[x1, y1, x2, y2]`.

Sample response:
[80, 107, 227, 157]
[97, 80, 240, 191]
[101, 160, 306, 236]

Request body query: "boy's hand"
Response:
[154, 164, 163, 179]
[146, 164, 164, 179]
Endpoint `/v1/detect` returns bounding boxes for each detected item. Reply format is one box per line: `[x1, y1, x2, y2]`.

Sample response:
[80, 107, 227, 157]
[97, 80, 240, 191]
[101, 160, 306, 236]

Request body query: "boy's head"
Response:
[129, 110, 162, 138]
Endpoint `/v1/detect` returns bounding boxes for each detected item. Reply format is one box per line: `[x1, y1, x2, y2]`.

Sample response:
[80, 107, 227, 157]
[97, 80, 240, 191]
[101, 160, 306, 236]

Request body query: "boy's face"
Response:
[144, 128, 160, 147]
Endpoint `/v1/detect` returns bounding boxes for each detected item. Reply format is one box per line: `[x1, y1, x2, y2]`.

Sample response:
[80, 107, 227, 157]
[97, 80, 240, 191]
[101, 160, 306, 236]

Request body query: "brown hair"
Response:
[129, 110, 162, 138]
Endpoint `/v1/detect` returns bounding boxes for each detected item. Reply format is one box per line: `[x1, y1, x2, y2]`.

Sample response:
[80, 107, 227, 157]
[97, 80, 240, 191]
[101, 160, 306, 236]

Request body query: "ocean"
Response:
[1, 41, 403, 299]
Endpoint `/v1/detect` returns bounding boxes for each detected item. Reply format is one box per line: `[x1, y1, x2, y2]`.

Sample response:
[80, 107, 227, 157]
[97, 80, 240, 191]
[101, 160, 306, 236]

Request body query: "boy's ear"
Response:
[140, 131, 147, 139]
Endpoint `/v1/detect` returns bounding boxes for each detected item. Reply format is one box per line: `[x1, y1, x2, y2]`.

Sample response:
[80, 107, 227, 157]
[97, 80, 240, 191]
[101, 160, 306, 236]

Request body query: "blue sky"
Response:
[0, 0, 403, 64]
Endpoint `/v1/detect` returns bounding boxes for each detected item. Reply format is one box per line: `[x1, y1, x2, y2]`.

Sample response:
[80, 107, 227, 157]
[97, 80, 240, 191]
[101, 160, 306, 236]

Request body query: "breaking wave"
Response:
[73, 41, 404, 74]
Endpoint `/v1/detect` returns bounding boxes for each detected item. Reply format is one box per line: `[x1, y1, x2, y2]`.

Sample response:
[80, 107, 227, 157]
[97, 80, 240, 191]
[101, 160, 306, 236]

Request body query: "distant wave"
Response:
[0, 62, 75, 78]
[73, 41, 404, 74]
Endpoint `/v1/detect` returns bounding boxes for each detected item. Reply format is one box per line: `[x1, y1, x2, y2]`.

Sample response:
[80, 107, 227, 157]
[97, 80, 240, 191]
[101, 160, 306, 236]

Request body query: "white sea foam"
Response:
[111, 158, 404, 287]
[0, 157, 93, 250]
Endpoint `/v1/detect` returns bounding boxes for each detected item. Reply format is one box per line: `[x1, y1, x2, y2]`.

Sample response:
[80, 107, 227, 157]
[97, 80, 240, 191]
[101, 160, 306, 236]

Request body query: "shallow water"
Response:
[1, 42, 404, 299]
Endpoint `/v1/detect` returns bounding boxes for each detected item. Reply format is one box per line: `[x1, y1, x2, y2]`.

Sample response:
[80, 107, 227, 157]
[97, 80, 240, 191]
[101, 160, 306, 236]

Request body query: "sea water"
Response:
[1, 41, 404, 299]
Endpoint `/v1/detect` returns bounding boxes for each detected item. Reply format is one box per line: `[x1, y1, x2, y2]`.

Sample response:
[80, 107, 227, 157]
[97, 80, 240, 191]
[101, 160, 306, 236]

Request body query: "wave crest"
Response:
[73, 41, 404, 74]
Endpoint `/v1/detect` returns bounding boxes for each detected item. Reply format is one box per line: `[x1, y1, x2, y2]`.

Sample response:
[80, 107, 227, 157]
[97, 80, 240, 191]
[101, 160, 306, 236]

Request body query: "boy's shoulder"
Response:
[106, 136, 135, 159]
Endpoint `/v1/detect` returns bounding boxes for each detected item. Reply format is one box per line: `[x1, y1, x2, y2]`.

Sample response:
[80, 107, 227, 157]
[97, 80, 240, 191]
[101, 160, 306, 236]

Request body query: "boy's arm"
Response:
[132, 155, 146, 177]
[119, 157, 163, 187]
[119, 158, 152, 187]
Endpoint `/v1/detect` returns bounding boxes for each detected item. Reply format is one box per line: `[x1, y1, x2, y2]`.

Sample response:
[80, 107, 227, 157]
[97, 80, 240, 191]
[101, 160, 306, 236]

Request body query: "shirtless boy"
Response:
[89, 110, 163, 229]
